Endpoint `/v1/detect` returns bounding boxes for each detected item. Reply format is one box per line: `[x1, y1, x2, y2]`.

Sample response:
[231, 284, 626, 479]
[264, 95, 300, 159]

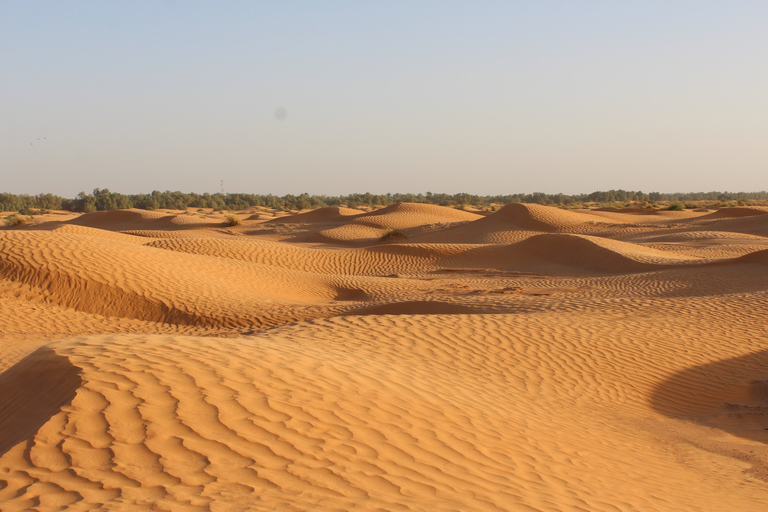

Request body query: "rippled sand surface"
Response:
[2, 204, 768, 511]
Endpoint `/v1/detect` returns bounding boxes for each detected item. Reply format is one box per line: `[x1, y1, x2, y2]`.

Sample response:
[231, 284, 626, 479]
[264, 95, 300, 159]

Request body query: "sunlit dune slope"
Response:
[0, 231, 419, 328]
[48, 224, 150, 244]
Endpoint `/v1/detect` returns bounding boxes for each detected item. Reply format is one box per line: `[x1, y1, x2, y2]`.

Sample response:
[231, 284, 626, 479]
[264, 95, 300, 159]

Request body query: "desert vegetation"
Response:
[379, 227, 407, 241]
[223, 213, 242, 227]
[2, 188, 768, 214]
[2, 214, 32, 226]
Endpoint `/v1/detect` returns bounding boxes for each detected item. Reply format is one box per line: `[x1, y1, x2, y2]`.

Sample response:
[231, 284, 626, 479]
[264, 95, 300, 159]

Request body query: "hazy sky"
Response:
[2, 1, 767, 197]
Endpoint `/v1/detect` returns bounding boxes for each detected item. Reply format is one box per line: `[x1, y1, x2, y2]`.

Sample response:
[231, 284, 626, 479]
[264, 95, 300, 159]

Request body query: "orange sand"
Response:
[2, 203, 768, 511]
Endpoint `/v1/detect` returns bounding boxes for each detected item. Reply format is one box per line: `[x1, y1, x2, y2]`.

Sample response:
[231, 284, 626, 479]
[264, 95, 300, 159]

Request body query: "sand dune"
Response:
[0, 231, 423, 329]
[265, 206, 366, 224]
[407, 203, 631, 245]
[316, 203, 482, 244]
[67, 209, 171, 230]
[351, 202, 483, 229]
[66, 209, 238, 232]
[145, 238, 467, 276]
[449, 233, 712, 274]
[483, 202, 612, 230]
[145, 232, 712, 278]
[2, 203, 768, 511]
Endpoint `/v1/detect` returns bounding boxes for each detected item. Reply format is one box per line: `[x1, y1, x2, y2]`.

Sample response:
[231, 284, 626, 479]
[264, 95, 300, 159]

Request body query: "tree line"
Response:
[2, 188, 767, 214]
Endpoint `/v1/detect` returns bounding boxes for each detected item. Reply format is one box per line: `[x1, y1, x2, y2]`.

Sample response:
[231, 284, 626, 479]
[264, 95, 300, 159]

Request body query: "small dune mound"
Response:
[485, 203, 613, 231]
[410, 203, 621, 244]
[165, 214, 223, 226]
[314, 223, 394, 245]
[352, 203, 482, 229]
[265, 206, 365, 224]
[451, 233, 712, 274]
[514, 233, 709, 272]
[315, 203, 482, 244]
[67, 209, 222, 232]
[66, 209, 168, 230]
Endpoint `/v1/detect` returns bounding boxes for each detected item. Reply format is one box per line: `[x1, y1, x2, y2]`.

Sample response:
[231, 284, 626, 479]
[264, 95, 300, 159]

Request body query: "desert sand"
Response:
[2, 203, 768, 511]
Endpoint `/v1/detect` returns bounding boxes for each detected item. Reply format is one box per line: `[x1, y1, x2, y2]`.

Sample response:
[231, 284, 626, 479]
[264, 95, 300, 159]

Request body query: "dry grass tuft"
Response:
[380, 227, 407, 241]
[3, 214, 32, 227]
[224, 213, 242, 227]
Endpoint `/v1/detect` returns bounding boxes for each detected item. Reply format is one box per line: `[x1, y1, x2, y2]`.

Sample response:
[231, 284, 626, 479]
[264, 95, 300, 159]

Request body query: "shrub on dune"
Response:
[224, 213, 242, 227]
[380, 227, 407, 241]
[3, 214, 32, 226]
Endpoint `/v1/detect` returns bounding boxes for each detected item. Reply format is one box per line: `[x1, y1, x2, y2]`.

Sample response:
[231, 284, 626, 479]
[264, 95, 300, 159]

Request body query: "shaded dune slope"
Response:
[733, 248, 768, 265]
[0, 347, 81, 456]
[696, 206, 768, 220]
[694, 213, 768, 237]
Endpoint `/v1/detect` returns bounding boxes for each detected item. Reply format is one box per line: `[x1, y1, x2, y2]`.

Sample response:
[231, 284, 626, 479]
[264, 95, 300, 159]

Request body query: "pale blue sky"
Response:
[2, 1, 767, 196]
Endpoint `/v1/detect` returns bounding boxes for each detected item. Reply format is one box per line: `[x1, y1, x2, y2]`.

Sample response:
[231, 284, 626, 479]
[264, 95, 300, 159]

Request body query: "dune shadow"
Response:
[650, 348, 768, 447]
[0, 347, 82, 456]
[343, 300, 484, 316]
